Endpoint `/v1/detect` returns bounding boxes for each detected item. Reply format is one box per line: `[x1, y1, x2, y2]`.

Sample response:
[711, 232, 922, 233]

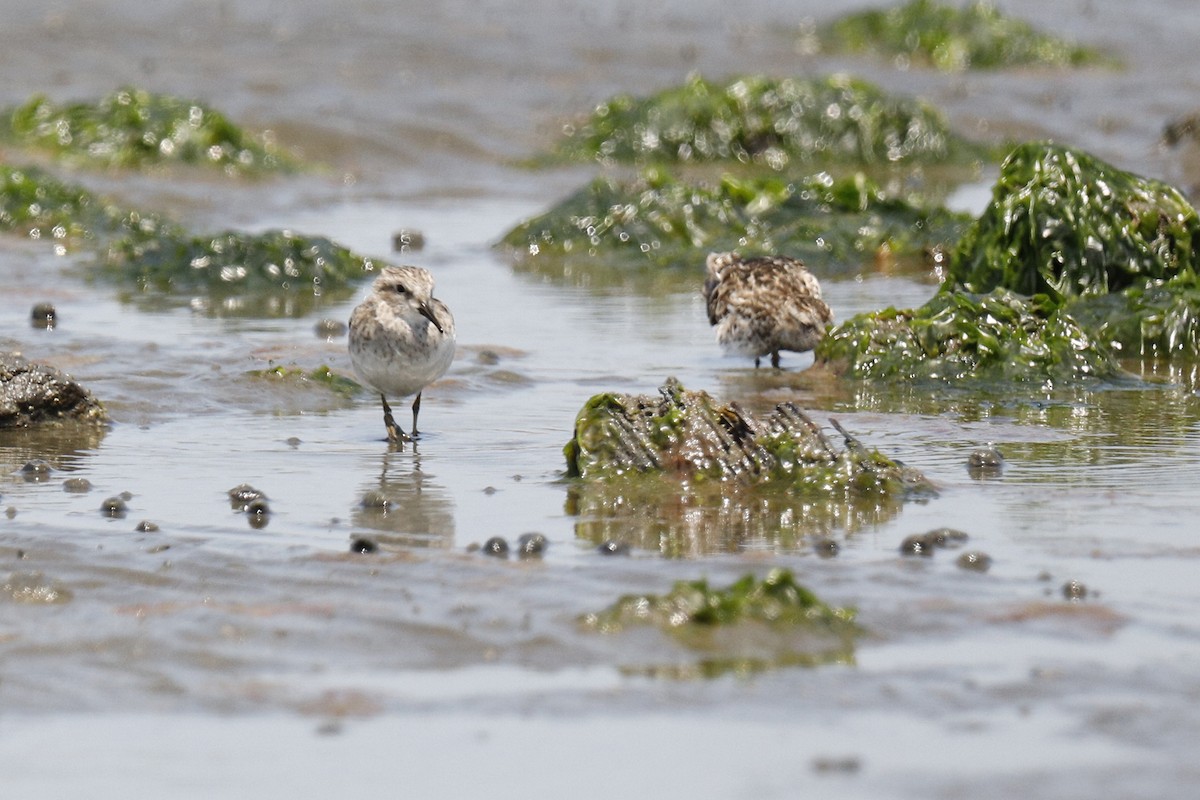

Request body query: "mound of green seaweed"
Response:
[818, 141, 1200, 379]
[552, 73, 986, 168]
[4, 88, 296, 174]
[502, 168, 969, 286]
[0, 162, 377, 316]
[581, 568, 860, 676]
[817, 287, 1120, 382]
[818, 0, 1110, 72]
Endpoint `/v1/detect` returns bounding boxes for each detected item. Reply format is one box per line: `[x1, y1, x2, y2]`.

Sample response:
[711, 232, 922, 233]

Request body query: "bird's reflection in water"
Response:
[350, 446, 456, 549]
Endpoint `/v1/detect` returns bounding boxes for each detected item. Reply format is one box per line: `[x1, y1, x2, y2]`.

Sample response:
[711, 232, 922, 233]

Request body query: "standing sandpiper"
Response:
[703, 252, 833, 369]
[348, 265, 456, 444]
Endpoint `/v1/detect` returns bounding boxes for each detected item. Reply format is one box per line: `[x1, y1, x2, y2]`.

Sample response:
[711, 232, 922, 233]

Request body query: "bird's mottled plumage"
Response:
[348, 265, 456, 443]
[703, 252, 833, 368]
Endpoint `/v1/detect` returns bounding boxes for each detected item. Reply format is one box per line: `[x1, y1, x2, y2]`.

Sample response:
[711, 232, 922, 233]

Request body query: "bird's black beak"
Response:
[418, 302, 444, 334]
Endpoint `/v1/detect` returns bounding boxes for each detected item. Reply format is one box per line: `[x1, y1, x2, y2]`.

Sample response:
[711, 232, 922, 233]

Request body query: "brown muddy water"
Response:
[3, 1, 1200, 798]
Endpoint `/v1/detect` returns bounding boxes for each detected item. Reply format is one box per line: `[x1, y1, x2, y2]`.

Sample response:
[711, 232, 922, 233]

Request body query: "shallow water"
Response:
[4, 1, 1200, 797]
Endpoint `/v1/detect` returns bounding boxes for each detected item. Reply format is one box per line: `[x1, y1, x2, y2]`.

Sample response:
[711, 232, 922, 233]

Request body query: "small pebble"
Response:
[5, 507, 16, 519]
[245, 498, 270, 516]
[517, 533, 547, 558]
[62, 477, 93, 493]
[286, 437, 302, 448]
[119, 491, 134, 501]
[956, 551, 992, 573]
[967, 445, 1005, 478]
[476, 350, 501, 366]
[20, 460, 52, 482]
[481, 537, 509, 558]
[928, 527, 969, 548]
[898, 533, 935, 556]
[359, 490, 392, 510]
[100, 497, 128, 518]
[30, 302, 56, 329]
[247, 513, 270, 531]
[482, 486, 497, 495]
[314, 318, 348, 339]
[392, 228, 426, 252]
[813, 537, 840, 558]
[597, 540, 630, 556]
[135, 520, 160, 533]
[1062, 579, 1088, 601]
[228, 483, 267, 510]
[350, 538, 378, 554]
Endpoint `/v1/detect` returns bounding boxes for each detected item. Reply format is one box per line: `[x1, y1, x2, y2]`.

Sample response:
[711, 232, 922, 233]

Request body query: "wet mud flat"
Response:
[5, 1, 1200, 798]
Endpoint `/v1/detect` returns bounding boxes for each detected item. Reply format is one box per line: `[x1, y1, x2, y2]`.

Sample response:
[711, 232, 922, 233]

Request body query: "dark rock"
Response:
[956, 551, 992, 572]
[899, 533, 935, 556]
[100, 496, 128, 518]
[517, 533, 547, 558]
[813, 537, 840, 558]
[0, 353, 106, 427]
[228, 483, 266, 510]
[482, 537, 509, 558]
[30, 303, 56, 329]
[314, 318, 347, 339]
[928, 527, 969, 547]
[135, 520, 160, 532]
[62, 477, 93, 493]
[1062, 579, 1088, 600]
[350, 537, 378, 554]
[598, 540, 631, 556]
[392, 228, 426, 252]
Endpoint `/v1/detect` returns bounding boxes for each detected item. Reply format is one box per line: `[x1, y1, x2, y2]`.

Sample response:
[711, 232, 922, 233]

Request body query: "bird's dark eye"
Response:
[394, 284, 409, 295]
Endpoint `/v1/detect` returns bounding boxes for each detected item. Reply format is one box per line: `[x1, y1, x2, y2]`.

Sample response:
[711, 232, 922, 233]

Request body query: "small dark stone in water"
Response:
[956, 551, 992, 572]
[31, 302, 56, 329]
[119, 490, 134, 501]
[598, 540, 630, 556]
[135, 520, 160, 532]
[314, 318, 348, 339]
[1062, 579, 1088, 601]
[248, 513, 270, 530]
[899, 533, 935, 556]
[476, 350, 501, 366]
[20, 460, 53, 482]
[360, 490, 391, 510]
[517, 532, 547, 558]
[813, 537, 840, 558]
[928, 527, 969, 548]
[350, 537, 378, 554]
[100, 496, 128, 518]
[392, 228, 426, 252]
[246, 498, 270, 516]
[482, 536, 509, 558]
[6, 507, 16, 519]
[482, 486, 497, 495]
[286, 437, 302, 448]
[967, 445, 1005, 479]
[62, 477, 93, 493]
[228, 483, 267, 510]
[811, 755, 862, 774]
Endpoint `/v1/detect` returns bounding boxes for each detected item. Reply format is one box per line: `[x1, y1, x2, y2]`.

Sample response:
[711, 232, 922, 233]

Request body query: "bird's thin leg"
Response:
[771, 351, 781, 369]
[754, 356, 761, 369]
[380, 395, 408, 444]
[410, 392, 423, 440]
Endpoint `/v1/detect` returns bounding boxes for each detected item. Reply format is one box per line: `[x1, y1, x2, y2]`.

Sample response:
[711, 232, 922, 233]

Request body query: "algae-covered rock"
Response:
[553, 73, 985, 168]
[101, 226, 379, 315]
[4, 88, 296, 174]
[581, 568, 859, 676]
[818, 141, 1200, 380]
[502, 169, 968, 287]
[818, 0, 1110, 72]
[816, 288, 1121, 383]
[0, 163, 126, 243]
[565, 379, 930, 496]
[0, 353, 107, 428]
[947, 142, 1200, 302]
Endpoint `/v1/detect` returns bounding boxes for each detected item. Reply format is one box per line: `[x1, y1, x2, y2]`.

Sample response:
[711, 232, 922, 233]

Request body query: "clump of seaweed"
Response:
[817, 0, 1111, 72]
[0, 164, 126, 243]
[581, 568, 860, 676]
[552, 73, 987, 168]
[502, 168, 969, 287]
[819, 141, 1200, 379]
[4, 87, 297, 174]
[946, 142, 1200, 302]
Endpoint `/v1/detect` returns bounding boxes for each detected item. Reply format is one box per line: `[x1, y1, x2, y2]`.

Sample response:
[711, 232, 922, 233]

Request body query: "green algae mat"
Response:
[817, 0, 1112, 72]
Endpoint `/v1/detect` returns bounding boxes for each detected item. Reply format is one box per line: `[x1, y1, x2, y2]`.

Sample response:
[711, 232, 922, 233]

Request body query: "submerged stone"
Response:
[502, 168, 969, 287]
[3, 87, 297, 174]
[551, 73, 986, 168]
[0, 353, 107, 428]
[817, 0, 1111, 72]
[581, 568, 860, 675]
